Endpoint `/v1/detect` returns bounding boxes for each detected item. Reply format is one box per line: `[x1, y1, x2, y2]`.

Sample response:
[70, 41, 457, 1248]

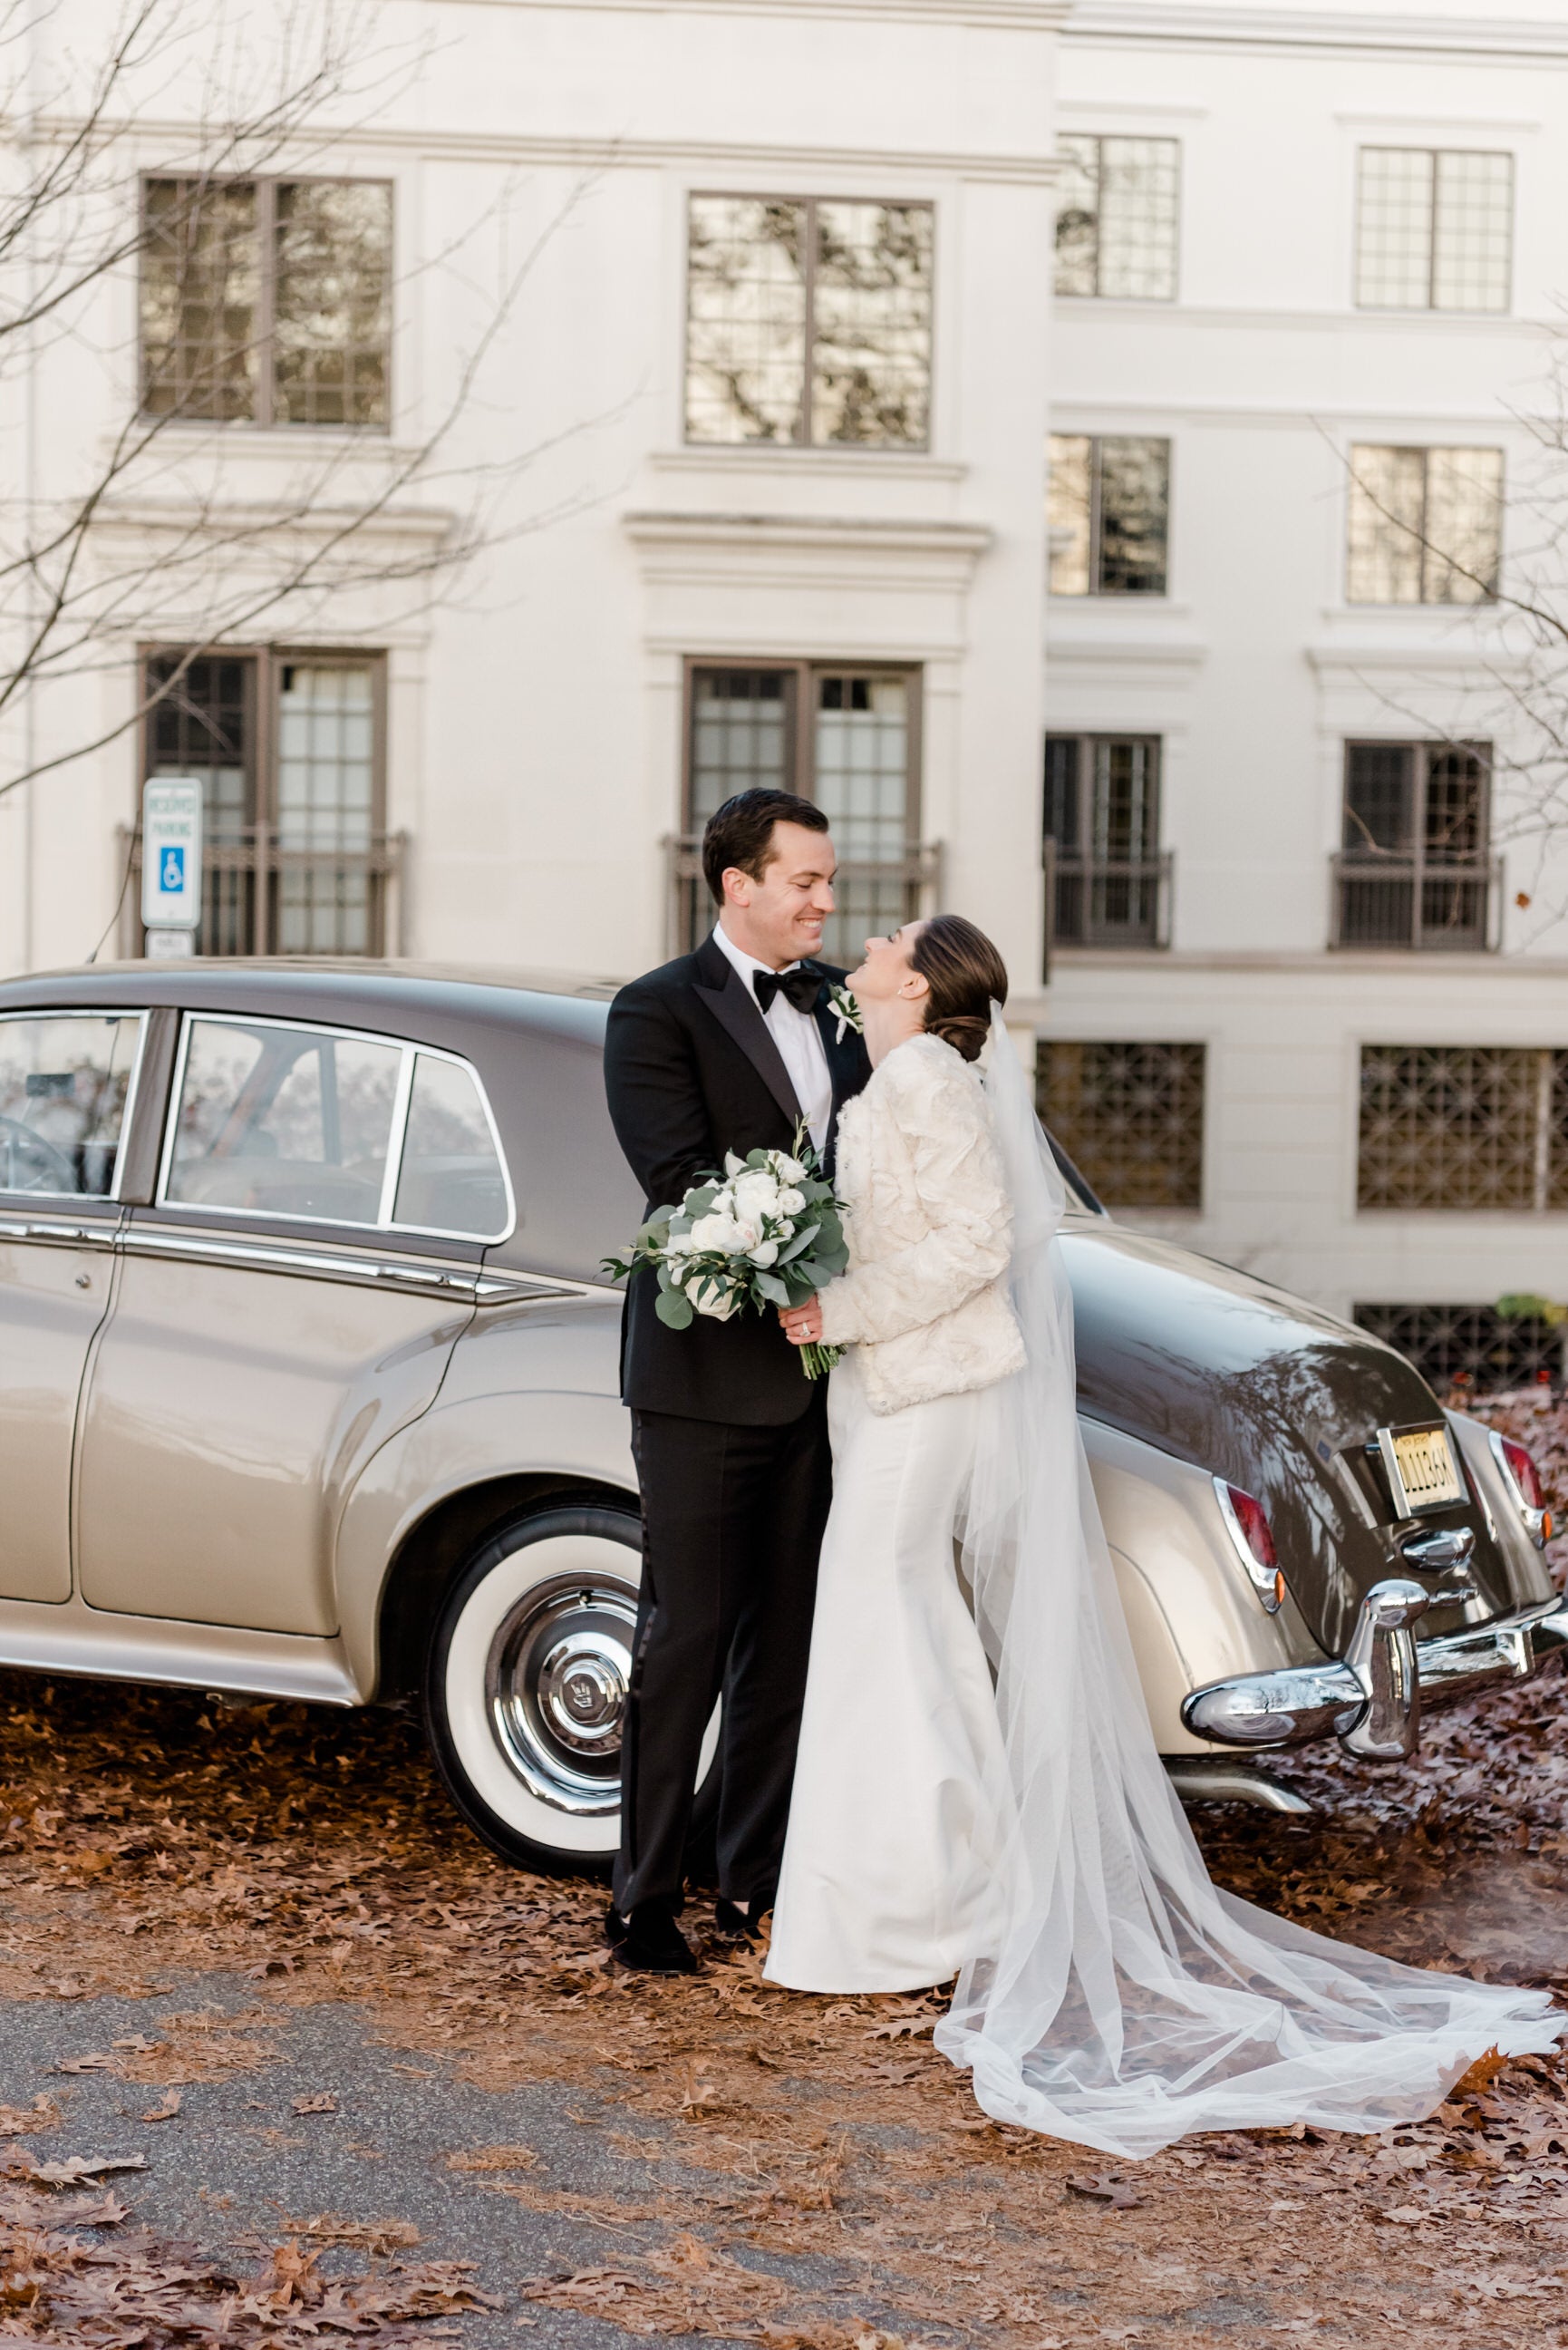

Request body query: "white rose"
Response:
[771, 1153, 807, 1183]
[686, 1273, 740, 1320]
[731, 1169, 782, 1223]
[723, 1151, 746, 1178]
[749, 1238, 779, 1267]
[776, 1187, 806, 1218]
[687, 1210, 749, 1255]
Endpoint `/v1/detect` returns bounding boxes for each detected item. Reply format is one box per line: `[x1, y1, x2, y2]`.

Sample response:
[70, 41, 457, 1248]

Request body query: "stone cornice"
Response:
[1065, 5, 1568, 61]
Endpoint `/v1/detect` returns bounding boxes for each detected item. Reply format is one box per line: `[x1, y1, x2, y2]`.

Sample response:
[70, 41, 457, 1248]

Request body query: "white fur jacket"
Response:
[816, 1031, 1025, 1415]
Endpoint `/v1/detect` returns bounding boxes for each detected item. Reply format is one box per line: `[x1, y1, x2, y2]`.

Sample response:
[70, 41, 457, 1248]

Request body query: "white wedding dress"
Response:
[767, 1015, 1564, 2158]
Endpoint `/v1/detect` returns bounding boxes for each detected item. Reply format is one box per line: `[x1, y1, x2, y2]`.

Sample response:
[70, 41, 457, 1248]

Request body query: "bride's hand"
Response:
[779, 1298, 824, 1345]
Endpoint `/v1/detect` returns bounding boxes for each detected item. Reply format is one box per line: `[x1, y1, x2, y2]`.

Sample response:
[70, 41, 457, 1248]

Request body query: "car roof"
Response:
[0, 958, 623, 1036]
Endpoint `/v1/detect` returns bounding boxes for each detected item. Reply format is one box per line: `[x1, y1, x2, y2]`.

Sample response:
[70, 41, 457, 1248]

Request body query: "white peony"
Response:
[686, 1273, 740, 1319]
[687, 1210, 750, 1255]
[731, 1169, 782, 1224]
[748, 1238, 779, 1267]
[775, 1186, 806, 1218]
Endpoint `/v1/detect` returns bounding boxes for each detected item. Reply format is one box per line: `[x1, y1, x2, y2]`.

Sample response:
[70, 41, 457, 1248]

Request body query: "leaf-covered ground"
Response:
[3, 1393, 1568, 2345]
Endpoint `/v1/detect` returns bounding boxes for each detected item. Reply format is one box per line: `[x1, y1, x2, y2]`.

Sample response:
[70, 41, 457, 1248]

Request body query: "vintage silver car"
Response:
[1, 962, 1563, 1867]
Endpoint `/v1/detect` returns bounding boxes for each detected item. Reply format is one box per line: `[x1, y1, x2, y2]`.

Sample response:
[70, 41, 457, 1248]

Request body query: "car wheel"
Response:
[422, 1503, 719, 1874]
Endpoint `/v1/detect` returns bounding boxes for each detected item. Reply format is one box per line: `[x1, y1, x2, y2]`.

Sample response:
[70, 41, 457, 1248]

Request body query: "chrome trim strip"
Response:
[119, 1225, 483, 1296]
[0, 1215, 118, 1248]
[114, 1223, 612, 1307]
[1486, 1425, 1549, 1547]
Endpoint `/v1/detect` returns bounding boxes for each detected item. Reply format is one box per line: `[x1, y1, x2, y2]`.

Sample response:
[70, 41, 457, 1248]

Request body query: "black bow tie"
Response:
[752, 966, 823, 1016]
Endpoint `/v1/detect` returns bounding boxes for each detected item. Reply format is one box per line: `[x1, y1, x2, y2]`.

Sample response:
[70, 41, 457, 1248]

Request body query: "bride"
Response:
[767, 912, 1563, 2158]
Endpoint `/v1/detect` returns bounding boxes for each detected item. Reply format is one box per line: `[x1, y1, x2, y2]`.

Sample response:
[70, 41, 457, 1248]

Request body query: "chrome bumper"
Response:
[1182, 1591, 1568, 1759]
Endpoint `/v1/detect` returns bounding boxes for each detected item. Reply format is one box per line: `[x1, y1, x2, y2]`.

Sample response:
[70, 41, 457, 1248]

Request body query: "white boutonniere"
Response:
[828, 983, 864, 1044]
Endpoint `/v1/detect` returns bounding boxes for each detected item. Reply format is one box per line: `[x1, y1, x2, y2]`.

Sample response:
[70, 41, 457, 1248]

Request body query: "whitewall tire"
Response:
[422, 1504, 719, 1873]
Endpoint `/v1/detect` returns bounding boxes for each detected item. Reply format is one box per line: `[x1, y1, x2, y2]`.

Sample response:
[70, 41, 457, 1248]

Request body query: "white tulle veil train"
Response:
[932, 1006, 1563, 2159]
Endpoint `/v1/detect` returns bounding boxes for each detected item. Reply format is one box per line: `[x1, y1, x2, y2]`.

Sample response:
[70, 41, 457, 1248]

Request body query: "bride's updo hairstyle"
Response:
[910, 915, 1009, 1063]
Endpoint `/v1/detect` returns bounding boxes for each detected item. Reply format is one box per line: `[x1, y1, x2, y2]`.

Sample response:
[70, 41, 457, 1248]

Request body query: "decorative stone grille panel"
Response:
[1355, 1302, 1562, 1396]
[1357, 1045, 1568, 1210]
[1037, 1040, 1204, 1211]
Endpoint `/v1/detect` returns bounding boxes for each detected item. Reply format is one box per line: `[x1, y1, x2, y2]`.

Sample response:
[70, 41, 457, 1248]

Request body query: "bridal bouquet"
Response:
[604, 1126, 848, 1379]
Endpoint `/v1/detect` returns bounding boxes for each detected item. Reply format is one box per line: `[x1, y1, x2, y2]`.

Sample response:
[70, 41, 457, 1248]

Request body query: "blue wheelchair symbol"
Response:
[160, 845, 186, 893]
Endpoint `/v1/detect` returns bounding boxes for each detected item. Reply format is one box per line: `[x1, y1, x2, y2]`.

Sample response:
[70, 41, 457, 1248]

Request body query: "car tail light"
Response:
[1215, 1479, 1287, 1613]
[1487, 1431, 1552, 1547]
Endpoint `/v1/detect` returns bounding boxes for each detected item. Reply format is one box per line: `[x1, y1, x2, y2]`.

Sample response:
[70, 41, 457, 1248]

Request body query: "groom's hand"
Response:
[779, 1299, 824, 1345]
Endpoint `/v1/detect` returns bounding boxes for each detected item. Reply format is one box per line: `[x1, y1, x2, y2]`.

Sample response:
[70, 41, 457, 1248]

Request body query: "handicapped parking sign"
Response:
[140, 776, 203, 939]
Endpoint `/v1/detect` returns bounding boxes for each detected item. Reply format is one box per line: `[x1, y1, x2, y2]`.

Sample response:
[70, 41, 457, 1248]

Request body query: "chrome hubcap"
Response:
[485, 1572, 638, 1816]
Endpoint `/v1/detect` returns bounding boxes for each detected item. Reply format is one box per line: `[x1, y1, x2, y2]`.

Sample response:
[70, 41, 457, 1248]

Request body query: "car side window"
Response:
[392, 1053, 509, 1238]
[165, 1019, 402, 1226]
[0, 1014, 143, 1199]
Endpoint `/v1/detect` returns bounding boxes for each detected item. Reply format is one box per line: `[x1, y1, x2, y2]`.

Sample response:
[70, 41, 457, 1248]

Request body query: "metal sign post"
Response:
[140, 777, 204, 957]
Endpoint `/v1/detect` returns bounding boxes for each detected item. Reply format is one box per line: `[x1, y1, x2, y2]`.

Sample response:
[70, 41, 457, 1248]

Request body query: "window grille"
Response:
[1346, 446, 1502, 604]
[1334, 742, 1496, 951]
[1355, 148, 1513, 313]
[140, 176, 392, 427]
[1055, 135, 1179, 301]
[1356, 1303, 1563, 1398]
[1357, 1045, 1568, 1211]
[1044, 734, 1170, 948]
[674, 664, 936, 965]
[1037, 1040, 1204, 1211]
[1049, 434, 1169, 596]
[684, 196, 933, 448]
[131, 650, 401, 957]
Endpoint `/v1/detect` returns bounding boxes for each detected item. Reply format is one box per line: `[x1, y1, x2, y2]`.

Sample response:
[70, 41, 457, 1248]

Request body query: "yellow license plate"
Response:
[1386, 1425, 1466, 1513]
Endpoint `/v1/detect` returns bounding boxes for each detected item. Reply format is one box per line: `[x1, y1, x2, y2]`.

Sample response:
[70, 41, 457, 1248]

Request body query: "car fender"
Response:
[334, 1299, 635, 1695]
[1082, 1418, 1325, 1753]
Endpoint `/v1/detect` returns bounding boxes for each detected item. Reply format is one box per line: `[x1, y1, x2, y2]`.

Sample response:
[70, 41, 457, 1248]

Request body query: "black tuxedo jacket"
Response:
[604, 930, 872, 1424]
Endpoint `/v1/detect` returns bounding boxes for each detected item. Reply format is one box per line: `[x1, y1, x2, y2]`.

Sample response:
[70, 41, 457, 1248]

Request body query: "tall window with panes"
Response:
[1055, 137, 1179, 301]
[674, 665, 929, 962]
[1334, 742, 1494, 951]
[134, 652, 399, 957]
[140, 176, 392, 426]
[1347, 446, 1502, 604]
[1049, 436, 1169, 596]
[684, 196, 933, 447]
[1355, 149, 1512, 314]
[1044, 736, 1167, 950]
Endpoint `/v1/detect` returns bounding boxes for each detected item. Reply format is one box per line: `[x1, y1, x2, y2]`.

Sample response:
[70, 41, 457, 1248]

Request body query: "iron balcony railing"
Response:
[117, 825, 410, 958]
[1044, 840, 1174, 962]
[666, 833, 944, 963]
[1331, 852, 1502, 953]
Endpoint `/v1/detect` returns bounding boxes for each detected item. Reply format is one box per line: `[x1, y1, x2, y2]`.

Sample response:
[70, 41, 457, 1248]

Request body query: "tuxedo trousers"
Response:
[615, 1391, 832, 1916]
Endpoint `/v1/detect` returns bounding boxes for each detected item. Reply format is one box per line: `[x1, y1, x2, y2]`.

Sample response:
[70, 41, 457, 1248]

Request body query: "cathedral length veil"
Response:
[932, 1006, 1564, 2160]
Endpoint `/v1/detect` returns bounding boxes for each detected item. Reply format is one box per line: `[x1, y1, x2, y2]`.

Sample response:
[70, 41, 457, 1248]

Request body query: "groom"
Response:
[603, 787, 871, 1974]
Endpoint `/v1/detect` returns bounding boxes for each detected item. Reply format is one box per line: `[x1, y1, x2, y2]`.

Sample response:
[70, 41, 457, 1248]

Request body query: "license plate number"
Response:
[1380, 1424, 1466, 1515]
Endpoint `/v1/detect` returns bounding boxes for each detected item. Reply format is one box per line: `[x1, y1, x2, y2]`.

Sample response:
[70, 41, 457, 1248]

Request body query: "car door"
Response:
[0, 1008, 146, 1602]
[76, 1008, 514, 1635]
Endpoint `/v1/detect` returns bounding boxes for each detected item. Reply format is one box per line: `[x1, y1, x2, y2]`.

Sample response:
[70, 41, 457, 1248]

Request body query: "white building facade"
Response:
[8, 0, 1568, 1387]
[1045, 0, 1568, 1391]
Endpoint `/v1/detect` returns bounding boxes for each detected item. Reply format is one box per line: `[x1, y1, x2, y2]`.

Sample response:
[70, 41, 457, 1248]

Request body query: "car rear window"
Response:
[0, 1013, 143, 1199]
[392, 1053, 509, 1238]
[160, 1015, 512, 1241]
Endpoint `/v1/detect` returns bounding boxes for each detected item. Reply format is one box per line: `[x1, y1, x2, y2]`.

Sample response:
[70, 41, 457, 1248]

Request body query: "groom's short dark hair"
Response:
[701, 789, 828, 903]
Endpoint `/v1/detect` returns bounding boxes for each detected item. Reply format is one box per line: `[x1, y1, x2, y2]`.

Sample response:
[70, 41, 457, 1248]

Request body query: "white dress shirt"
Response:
[712, 922, 834, 1153]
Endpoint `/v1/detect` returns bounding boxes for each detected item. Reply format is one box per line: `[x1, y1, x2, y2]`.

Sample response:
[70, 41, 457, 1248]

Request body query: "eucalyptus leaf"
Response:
[776, 1224, 820, 1264]
[655, 1289, 694, 1329]
[754, 1272, 791, 1306]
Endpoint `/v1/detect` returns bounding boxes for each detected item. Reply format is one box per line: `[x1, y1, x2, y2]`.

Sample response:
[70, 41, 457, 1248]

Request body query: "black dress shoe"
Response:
[605, 1904, 700, 1976]
[713, 1897, 768, 1945]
